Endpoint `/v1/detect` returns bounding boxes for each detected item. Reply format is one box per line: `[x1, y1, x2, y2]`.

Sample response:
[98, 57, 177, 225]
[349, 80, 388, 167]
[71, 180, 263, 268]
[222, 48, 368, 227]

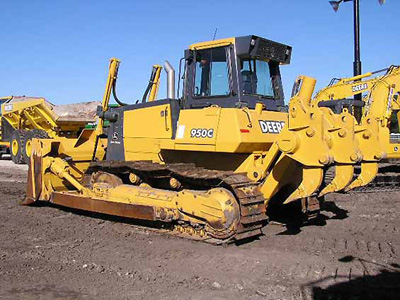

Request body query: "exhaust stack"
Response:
[164, 60, 175, 99]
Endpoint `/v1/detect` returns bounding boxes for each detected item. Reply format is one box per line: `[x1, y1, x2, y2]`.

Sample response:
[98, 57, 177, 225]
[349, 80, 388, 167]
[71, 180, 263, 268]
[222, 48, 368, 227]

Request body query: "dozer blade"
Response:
[345, 162, 379, 191]
[284, 167, 323, 204]
[319, 164, 354, 197]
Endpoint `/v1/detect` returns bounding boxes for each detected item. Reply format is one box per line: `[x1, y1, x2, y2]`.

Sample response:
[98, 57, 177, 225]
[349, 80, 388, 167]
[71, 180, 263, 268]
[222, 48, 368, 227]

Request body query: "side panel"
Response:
[124, 104, 173, 139]
[107, 104, 288, 163]
[106, 99, 180, 161]
[123, 104, 173, 160]
[173, 107, 221, 151]
[216, 109, 287, 152]
[165, 108, 287, 153]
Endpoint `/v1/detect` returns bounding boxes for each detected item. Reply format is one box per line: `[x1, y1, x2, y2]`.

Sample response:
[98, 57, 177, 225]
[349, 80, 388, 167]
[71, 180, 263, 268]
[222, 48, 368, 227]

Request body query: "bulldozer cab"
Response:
[182, 36, 292, 111]
[104, 36, 292, 161]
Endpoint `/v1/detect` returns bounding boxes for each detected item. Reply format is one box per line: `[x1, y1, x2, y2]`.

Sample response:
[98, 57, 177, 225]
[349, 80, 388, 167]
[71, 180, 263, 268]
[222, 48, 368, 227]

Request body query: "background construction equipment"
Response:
[0, 96, 98, 164]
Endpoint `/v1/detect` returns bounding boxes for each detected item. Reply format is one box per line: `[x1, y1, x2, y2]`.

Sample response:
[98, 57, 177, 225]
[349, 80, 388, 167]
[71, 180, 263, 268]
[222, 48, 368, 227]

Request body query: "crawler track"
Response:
[88, 161, 268, 244]
[352, 160, 400, 193]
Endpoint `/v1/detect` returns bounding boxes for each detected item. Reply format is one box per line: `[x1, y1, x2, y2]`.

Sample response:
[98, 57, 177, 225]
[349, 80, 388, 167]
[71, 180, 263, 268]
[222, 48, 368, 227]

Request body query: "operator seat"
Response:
[241, 70, 258, 94]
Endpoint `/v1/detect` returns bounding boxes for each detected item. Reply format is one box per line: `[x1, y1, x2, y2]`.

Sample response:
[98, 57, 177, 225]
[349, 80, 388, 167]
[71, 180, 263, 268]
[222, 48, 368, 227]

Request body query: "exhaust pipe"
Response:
[164, 60, 175, 99]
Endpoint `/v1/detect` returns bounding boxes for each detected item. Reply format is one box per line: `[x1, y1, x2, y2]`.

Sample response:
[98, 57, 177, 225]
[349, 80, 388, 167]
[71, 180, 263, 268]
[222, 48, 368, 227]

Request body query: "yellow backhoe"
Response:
[25, 35, 384, 243]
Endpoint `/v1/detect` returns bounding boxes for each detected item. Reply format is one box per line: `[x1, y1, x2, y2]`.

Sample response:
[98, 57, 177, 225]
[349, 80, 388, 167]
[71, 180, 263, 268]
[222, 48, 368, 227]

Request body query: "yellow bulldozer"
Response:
[24, 35, 386, 243]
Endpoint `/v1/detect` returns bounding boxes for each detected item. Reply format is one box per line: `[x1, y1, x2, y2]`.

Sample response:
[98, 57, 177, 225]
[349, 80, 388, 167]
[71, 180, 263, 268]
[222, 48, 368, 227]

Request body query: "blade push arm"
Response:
[95, 58, 121, 136]
[142, 65, 162, 103]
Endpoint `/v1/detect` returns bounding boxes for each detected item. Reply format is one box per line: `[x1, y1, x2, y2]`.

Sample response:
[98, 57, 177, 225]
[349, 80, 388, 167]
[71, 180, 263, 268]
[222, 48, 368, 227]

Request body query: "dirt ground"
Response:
[0, 159, 398, 300]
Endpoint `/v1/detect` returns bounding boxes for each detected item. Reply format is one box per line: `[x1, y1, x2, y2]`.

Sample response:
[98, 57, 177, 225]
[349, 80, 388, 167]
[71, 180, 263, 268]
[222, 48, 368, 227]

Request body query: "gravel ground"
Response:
[0, 159, 398, 300]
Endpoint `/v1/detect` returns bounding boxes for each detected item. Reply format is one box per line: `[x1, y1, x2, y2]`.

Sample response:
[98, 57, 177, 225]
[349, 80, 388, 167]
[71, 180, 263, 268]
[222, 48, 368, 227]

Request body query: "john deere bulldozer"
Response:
[25, 35, 383, 243]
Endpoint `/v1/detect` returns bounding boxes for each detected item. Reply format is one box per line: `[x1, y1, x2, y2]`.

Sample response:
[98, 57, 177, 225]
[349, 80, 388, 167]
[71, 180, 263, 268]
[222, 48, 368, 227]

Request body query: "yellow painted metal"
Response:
[11, 139, 18, 156]
[25, 38, 392, 240]
[298, 75, 316, 104]
[1, 98, 59, 137]
[259, 154, 298, 202]
[96, 58, 121, 137]
[277, 76, 331, 167]
[25, 139, 32, 158]
[49, 157, 85, 192]
[0, 94, 95, 157]
[316, 109, 360, 193]
[28, 137, 239, 234]
[345, 162, 379, 191]
[148, 65, 162, 102]
[27, 70, 370, 210]
[28, 131, 106, 201]
[189, 37, 235, 50]
[258, 76, 327, 202]
[312, 65, 400, 189]
[217, 108, 287, 153]
[319, 165, 354, 197]
[284, 167, 324, 204]
[314, 76, 378, 102]
[313, 65, 400, 160]
[124, 104, 173, 139]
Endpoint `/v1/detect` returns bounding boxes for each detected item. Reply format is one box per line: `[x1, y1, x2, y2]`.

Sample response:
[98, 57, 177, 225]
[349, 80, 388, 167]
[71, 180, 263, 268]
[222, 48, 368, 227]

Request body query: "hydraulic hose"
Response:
[112, 80, 127, 106]
[141, 67, 158, 103]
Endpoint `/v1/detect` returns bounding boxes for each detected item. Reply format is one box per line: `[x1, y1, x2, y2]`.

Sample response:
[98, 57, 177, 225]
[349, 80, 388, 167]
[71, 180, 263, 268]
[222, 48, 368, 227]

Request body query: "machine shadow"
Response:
[269, 199, 349, 236]
[305, 261, 400, 300]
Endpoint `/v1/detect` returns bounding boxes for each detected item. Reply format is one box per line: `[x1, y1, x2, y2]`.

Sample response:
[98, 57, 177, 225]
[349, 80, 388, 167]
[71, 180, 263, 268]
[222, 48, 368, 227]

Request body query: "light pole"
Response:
[329, 0, 386, 77]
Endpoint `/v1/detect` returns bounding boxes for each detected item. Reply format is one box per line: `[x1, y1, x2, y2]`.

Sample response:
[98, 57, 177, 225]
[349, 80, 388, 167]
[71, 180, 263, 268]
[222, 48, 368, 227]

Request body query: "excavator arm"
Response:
[314, 71, 380, 102]
[313, 66, 400, 126]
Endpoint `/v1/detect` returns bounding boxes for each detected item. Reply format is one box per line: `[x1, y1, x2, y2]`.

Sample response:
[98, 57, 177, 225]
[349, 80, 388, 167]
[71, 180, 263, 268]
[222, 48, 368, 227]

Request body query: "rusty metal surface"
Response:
[25, 151, 42, 204]
[88, 160, 268, 242]
[25, 162, 34, 202]
[33, 151, 43, 200]
[51, 192, 156, 221]
[91, 171, 123, 188]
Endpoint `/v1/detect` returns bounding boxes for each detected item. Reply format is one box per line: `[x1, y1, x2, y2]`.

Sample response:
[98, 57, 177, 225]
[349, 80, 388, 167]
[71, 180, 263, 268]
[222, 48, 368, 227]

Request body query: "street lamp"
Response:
[329, 0, 352, 13]
[329, 0, 386, 77]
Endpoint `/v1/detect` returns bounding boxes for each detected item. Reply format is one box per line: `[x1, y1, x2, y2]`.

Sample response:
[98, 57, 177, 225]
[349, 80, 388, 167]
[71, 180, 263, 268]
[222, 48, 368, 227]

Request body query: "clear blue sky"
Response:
[1, 0, 399, 104]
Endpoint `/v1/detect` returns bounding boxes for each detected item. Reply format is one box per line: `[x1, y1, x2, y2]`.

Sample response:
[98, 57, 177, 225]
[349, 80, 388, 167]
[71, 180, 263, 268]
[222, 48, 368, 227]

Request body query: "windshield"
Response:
[240, 59, 274, 98]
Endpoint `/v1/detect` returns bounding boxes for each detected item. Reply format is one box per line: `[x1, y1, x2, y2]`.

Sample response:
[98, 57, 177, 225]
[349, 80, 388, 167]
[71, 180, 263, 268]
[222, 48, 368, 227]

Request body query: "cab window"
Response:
[194, 47, 230, 97]
[240, 59, 274, 98]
